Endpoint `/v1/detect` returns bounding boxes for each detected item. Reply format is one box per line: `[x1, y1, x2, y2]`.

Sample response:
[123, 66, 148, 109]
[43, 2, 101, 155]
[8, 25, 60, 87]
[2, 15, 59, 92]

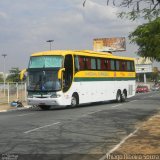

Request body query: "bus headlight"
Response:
[50, 94, 61, 98]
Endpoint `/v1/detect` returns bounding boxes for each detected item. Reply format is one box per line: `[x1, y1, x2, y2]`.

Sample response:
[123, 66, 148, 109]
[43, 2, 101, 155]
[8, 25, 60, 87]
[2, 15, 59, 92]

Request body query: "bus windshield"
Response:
[27, 70, 61, 91]
[29, 56, 63, 68]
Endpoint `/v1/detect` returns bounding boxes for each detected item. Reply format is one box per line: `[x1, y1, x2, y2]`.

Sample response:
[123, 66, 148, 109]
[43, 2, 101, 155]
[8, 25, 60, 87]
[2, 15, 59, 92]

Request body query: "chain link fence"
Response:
[0, 82, 27, 104]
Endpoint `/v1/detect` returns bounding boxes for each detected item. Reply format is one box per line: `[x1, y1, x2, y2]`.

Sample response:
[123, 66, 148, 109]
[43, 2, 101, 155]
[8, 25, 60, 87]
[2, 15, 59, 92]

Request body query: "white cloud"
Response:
[0, 12, 7, 19]
[81, 0, 118, 23]
[0, 0, 142, 72]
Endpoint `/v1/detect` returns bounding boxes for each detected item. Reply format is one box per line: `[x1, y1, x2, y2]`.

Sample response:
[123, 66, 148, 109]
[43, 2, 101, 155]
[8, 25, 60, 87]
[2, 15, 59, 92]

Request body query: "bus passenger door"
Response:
[63, 54, 73, 92]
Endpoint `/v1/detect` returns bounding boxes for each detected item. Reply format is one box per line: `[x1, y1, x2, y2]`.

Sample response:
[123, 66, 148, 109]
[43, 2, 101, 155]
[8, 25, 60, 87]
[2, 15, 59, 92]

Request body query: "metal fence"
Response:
[0, 82, 27, 104]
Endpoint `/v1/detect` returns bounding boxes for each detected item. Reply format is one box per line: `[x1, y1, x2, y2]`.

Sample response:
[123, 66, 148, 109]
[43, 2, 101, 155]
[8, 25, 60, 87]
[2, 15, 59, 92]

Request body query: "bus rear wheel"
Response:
[121, 90, 127, 102]
[39, 105, 51, 110]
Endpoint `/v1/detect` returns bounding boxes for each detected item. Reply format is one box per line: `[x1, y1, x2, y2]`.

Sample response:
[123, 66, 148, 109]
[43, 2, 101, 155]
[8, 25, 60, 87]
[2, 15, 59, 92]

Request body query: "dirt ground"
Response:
[109, 111, 160, 160]
[84, 111, 160, 160]
[0, 103, 14, 111]
[0, 102, 27, 111]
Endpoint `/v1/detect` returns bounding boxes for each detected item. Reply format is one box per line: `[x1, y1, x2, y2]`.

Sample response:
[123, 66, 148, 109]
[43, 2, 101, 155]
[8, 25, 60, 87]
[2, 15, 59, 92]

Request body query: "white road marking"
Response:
[87, 110, 102, 115]
[17, 113, 35, 117]
[81, 111, 100, 117]
[111, 104, 122, 108]
[81, 114, 87, 117]
[98, 127, 140, 160]
[24, 122, 61, 134]
[130, 100, 138, 103]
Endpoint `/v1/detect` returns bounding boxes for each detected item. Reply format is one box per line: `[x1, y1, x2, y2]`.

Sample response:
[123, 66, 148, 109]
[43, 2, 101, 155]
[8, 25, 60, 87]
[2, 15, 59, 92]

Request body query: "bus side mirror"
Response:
[58, 68, 65, 80]
[20, 69, 27, 81]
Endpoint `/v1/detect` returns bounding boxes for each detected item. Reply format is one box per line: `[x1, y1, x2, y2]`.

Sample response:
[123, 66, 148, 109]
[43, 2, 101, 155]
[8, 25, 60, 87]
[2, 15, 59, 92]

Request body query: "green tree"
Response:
[129, 17, 160, 61]
[6, 67, 21, 82]
[0, 74, 3, 82]
[83, 0, 160, 61]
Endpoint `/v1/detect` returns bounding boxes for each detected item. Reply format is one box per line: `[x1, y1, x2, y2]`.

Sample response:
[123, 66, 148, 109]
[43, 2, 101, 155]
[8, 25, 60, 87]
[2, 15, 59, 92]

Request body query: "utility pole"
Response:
[2, 54, 7, 96]
[46, 40, 54, 50]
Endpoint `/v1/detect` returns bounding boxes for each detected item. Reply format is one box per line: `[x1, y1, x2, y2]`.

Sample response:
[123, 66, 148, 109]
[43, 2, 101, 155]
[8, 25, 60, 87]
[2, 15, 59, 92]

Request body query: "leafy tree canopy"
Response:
[6, 67, 21, 82]
[129, 17, 160, 61]
[83, 0, 160, 61]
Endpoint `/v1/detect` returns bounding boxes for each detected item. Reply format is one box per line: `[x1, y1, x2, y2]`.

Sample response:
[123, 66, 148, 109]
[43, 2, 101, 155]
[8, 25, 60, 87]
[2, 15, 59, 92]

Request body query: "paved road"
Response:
[0, 92, 160, 160]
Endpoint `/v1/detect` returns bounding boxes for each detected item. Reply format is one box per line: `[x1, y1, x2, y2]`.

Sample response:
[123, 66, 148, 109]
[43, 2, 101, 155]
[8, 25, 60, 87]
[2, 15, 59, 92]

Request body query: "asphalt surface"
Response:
[0, 91, 160, 160]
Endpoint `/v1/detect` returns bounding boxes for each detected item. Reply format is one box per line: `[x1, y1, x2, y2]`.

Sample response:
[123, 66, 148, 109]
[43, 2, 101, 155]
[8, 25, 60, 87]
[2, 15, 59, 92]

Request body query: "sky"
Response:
[0, 0, 144, 73]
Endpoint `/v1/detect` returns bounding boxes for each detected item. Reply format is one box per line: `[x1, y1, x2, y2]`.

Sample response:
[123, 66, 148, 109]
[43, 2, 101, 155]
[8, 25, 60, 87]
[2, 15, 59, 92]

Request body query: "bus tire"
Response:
[70, 93, 79, 107]
[116, 90, 122, 103]
[39, 105, 51, 110]
[121, 90, 127, 102]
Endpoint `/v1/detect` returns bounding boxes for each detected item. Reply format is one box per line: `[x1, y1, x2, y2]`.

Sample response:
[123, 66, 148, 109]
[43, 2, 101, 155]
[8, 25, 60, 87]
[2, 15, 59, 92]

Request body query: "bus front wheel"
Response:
[70, 94, 79, 107]
[39, 105, 51, 110]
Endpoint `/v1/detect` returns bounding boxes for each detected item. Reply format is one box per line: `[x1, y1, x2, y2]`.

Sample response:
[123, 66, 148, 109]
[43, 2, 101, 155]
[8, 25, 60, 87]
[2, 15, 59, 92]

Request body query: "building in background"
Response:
[135, 58, 153, 83]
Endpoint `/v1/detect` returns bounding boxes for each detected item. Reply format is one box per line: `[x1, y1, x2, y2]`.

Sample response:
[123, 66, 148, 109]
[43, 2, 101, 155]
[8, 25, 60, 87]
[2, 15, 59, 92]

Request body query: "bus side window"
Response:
[97, 59, 101, 70]
[116, 60, 120, 71]
[74, 56, 80, 71]
[79, 56, 85, 70]
[127, 61, 131, 71]
[106, 59, 111, 70]
[101, 59, 106, 70]
[86, 57, 91, 70]
[131, 61, 135, 71]
[91, 58, 96, 70]
[124, 61, 127, 71]
[120, 61, 126, 71]
[111, 60, 115, 71]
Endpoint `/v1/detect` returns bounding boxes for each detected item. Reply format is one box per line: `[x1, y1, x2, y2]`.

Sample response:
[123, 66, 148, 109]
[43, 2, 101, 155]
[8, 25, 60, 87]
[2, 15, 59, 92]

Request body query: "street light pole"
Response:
[2, 54, 7, 96]
[46, 40, 54, 50]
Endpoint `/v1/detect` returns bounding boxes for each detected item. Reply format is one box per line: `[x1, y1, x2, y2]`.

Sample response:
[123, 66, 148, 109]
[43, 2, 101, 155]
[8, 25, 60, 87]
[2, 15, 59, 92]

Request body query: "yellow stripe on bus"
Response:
[75, 71, 136, 78]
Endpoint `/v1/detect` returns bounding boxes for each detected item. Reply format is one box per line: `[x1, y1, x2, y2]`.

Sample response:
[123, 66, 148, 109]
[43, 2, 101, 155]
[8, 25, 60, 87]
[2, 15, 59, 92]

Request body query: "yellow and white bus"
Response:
[21, 50, 136, 110]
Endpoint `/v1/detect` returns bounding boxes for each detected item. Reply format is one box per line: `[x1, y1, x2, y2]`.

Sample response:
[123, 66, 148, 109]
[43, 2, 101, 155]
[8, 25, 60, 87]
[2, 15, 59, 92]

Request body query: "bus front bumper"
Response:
[27, 97, 68, 106]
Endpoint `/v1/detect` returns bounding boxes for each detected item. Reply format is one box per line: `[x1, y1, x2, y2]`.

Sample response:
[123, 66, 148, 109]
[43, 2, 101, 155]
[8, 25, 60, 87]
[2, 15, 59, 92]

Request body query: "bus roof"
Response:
[31, 50, 135, 61]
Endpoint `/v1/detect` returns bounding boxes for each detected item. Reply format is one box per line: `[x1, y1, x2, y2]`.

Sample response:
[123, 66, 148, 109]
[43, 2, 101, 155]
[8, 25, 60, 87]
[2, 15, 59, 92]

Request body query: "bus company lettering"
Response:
[98, 72, 108, 77]
[120, 72, 126, 77]
[85, 71, 108, 77]
[128, 72, 134, 77]
[85, 72, 97, 77]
